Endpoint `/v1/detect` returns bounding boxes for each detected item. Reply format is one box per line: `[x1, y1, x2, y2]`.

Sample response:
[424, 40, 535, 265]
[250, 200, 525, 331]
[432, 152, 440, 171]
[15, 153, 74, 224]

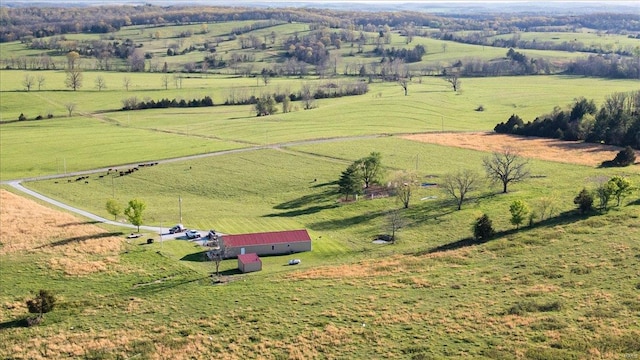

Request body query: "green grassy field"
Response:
[3, 137, 640, 359]
[2, 71, 639, 180]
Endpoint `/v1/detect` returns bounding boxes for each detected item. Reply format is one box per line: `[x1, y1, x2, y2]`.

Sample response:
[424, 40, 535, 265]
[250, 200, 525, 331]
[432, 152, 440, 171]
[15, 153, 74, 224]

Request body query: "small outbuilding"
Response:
[237, 253, 262, 273]
[221, 229, 312, 258]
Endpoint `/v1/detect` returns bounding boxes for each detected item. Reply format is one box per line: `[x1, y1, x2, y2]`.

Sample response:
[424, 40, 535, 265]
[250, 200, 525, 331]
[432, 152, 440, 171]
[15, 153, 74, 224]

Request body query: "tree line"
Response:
[494, 91, 640, 150]
[437, 30, 640, 58]
[2, 5, 639, 44]
[121, 96, 214, 111]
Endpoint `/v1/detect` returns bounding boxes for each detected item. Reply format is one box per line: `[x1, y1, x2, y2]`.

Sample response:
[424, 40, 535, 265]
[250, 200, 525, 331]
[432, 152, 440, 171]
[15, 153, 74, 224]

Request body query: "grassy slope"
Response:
[3, 139, 640, 358]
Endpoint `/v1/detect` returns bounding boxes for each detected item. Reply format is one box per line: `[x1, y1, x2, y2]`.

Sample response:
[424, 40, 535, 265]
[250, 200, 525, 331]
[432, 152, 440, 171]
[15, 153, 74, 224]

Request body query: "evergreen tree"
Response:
[574, 188, 594, 214]
[473, 214, 495, 241]
[338, 164, 363, 201]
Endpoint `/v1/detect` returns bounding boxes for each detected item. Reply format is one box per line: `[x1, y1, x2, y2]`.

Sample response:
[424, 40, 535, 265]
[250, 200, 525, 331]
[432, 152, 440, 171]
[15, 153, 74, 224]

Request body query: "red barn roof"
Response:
[237, 253, 261, 265]
[223, 229, 311, 248]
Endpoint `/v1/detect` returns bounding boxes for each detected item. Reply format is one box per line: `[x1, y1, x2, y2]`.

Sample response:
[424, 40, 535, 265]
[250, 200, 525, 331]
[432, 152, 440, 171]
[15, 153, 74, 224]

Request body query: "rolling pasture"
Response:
[1, 18, 640, 360]
[1, 69, 639, 180]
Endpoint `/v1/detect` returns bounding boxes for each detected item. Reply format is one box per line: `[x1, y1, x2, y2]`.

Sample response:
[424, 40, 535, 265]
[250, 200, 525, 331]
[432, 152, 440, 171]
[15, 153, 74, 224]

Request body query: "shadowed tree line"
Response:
[494, 91, 640, 150]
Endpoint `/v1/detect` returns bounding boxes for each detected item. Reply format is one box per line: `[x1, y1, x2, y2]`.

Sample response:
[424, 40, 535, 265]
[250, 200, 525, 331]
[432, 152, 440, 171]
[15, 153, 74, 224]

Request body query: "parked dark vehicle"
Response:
[169, 224, 184, 234]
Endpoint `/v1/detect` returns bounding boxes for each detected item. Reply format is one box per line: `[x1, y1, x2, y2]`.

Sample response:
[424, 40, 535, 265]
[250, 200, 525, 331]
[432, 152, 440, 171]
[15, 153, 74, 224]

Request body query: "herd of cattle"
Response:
[56, 162, 161, 184]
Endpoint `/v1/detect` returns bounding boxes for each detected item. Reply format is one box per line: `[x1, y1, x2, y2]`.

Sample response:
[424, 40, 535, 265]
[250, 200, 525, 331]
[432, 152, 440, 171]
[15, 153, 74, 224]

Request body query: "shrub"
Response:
[473, 214, 494, 241]
[573, 188, 593, 214]
[613, 146, 636, 166]
[18, 113, 26, 121]
[26, 290, 56, 317]
[509, 199, 529, 229]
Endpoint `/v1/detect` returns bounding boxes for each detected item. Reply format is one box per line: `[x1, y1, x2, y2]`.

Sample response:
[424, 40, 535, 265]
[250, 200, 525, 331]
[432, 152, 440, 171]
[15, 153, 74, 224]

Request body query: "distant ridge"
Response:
[2, 0, 639, 15]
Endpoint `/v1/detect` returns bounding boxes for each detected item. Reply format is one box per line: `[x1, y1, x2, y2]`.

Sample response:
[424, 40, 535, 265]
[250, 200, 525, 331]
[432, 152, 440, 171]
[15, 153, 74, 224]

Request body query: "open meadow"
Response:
[1, 13, 640, 359]
[1, 69, 639, 180]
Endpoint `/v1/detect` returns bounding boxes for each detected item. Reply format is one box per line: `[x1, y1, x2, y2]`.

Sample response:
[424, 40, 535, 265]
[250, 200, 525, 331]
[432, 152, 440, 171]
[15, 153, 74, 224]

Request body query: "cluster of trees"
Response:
[339, 148, 530, 210]
[121, 96, 214, 110]
[373, 44, 426, 63]
[566, 54, 640, 79]
[574, 175, 634, 213]
[230, 20, 284, 38]
[28, 36, 142, 62]
[338, 152, 384, 201]
[438, 31, 639, 58]
[494, 91, 640, 149]
[473, 173, 634, 244]
[283, 32, 335, 66]
[447, 48, 556, 77]
[225, 81, 368, 107]
[106, 198, 146, 232]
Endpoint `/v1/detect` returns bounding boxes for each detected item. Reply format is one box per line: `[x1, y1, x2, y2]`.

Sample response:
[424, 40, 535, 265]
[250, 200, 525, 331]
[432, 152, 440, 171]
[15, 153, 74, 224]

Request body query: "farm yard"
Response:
[1, 3, 640, 359]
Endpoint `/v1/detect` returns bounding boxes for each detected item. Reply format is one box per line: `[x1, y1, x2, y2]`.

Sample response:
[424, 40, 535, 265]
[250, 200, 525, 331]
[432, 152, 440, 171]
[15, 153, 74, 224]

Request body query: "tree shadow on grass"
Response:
[0, 318, 27, 330]
[129, 276, 205, 296]
[58, 220, 101, 227]
[264, 204, 339, 218]
[627, 199, 640, 206]
[36, 232, 125, 249]
[273, 188, 338, 210]
[180, 250, 209, 262]
[308, 210, 386, 231]
[310, 180, 338, 189]
[216, 268, 242, 276]
[423, 210, 597, 254]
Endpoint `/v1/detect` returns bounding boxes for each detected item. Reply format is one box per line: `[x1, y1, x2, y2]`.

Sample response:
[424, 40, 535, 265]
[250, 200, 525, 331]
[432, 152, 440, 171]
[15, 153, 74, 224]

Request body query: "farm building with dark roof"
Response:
[220, 229, 311, 258]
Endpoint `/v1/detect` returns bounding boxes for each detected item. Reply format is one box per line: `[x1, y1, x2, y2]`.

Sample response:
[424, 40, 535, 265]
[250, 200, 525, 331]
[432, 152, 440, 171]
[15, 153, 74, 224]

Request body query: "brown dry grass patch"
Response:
[0, 189, 124, 275]
[403, 132, 640, 167]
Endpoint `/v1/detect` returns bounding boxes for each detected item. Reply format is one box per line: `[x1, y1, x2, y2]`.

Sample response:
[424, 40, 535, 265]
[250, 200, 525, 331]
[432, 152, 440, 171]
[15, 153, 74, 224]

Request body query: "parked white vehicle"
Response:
[288, 259, 301, 265]
[185, 230, 201, 239]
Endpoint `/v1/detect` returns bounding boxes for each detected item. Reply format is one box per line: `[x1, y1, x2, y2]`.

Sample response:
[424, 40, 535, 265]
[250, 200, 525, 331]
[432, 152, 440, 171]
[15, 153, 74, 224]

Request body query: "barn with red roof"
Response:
[220, 229, 312, 258]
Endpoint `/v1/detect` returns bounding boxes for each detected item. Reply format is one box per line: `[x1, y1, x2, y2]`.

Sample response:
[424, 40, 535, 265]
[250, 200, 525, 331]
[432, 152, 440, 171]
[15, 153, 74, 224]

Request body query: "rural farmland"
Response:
[1, 1, 639, 359]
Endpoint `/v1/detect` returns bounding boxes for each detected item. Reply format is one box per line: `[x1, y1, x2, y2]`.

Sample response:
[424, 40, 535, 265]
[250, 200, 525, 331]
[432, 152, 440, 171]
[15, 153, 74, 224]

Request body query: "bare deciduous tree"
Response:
[442, 169, 481, 210]
[398, 78, 409, 96]
[483, 147, 530, 193]
[386, 209, 405, 243]
[95, 76, 106, 91]
[444, 73, 461, 92]
[392, 170, 417, 209]
[122, 76, 131, 91]
[161, 74, 170, 90]
[65, 102, 76, 117]
[65, 69, 83, 91]
[23, 74, 35, 91]
[37, 75, 46, 91]
[301, 82, 315, 110]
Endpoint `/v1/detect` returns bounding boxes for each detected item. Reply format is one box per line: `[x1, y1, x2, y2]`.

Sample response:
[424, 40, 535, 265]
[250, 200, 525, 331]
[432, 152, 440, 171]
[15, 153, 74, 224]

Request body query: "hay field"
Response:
[0, 189, 124, 276]
[403, 132, 640, 167]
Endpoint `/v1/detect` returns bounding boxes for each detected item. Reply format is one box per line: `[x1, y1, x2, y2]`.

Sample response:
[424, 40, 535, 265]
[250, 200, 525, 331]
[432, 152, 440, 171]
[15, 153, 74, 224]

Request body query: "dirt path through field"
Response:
[403, 132, 638, 167]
